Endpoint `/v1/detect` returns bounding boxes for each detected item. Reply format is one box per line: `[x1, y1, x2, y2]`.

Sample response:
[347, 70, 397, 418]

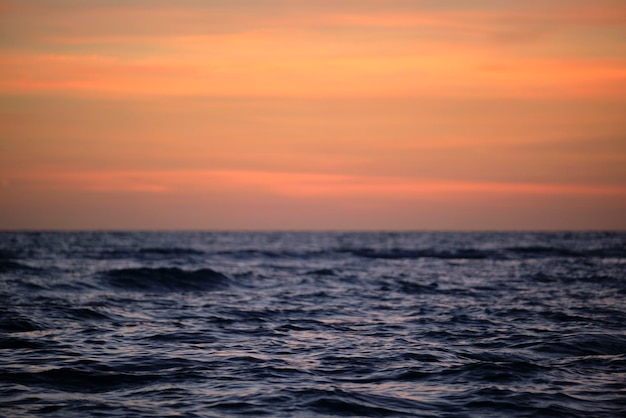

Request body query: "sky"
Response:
[1, 0, 625, 230]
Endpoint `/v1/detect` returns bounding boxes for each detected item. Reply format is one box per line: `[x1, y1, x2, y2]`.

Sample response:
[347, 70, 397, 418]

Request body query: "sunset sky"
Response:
[1, 0, 625, 230]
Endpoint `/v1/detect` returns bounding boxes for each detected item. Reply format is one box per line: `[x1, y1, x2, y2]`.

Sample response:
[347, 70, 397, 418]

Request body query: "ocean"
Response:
[1, 231, 625, 417]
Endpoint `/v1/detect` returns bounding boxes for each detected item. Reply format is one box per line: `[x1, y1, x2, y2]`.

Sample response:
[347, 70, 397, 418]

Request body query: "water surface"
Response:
[1, 231, 625, 416]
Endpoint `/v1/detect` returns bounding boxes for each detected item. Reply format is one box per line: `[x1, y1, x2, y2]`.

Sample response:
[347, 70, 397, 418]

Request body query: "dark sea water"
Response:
[1, 231, 625, 417]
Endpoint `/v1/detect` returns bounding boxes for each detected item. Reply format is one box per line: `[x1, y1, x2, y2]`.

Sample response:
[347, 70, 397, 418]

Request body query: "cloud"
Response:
[2, 49, 624, 99]
[5, 169, 626, 199]
[2, 0, 624, 47]
[1, 0, 624, 229]
[2, 0, 624, 100]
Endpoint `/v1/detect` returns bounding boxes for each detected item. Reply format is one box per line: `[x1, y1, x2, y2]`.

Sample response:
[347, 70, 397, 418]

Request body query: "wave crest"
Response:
[103, 267, 229, 292]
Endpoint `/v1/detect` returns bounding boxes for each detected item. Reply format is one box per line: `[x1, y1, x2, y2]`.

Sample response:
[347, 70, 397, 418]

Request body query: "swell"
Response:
[344, 245, 626, 260]
[96, 247, 204, 260]
[88, 244, 626, 262]
[346, 247, 498, 260]
[1, 356, 206, 394]
[299, 388, 428, 416]
[102, 267, 229, 292]
[0, 309, 43, 333]
[530, 333, 626, 356]
[0, 259, 36, 273]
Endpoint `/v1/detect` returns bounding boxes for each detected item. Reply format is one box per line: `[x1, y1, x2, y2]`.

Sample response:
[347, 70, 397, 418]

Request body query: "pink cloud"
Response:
[6, 169, 626, 199]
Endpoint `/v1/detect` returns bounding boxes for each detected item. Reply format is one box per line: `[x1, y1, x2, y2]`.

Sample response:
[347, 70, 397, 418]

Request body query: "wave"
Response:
[0, 336, 48, 349]
[0, 310, 42, 332]
[91, 244, 626, 262]
[0, 259, 35, 273]
[530, 272, 626, 288]
[60, 307, 112, 321]
[507, 245, 626, 258]
[441, 388, 592, 417]
[138, 247, 204, 256]
[345, 245, 626, 260]
[297, 387, 431, 416]
[102, 267, 229, 292]
[346, 248, 496, 260]
[504, 245, 579, 257]
[531, 333, 626, 356]
[143, 331, 217, 345]
[216, 249, 327, 259]
[3, 367, 164, 394]
[96, 247, 204, 260]
[306, 268, 336, 276]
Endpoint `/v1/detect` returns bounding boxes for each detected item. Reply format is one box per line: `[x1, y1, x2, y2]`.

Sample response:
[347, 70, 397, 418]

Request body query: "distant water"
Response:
[1, 231, 625, 417]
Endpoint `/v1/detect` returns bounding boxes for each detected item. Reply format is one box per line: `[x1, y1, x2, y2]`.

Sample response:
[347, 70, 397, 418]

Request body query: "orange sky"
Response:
[1, 0, 625, 230]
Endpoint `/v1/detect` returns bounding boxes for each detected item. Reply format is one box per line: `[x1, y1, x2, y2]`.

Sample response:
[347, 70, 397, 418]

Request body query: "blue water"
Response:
[1, 231, 625, 417]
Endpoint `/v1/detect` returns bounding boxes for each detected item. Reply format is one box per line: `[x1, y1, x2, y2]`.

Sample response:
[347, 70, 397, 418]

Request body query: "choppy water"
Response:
[1, 231, 625, 417]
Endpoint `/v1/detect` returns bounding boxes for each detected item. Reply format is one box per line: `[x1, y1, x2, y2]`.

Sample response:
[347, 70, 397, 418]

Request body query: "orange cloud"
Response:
[2, 1, 624, 99]
[5, 169, 626, 199]
[1, 0, 625, 230]
[2, 48, 624, 99]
